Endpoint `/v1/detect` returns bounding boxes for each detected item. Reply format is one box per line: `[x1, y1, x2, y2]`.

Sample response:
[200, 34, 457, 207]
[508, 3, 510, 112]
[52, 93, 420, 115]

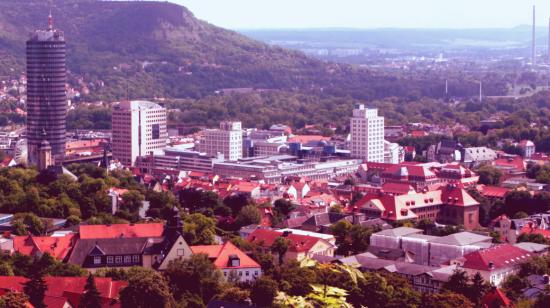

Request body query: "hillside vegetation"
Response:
[0, 0, 503, 100]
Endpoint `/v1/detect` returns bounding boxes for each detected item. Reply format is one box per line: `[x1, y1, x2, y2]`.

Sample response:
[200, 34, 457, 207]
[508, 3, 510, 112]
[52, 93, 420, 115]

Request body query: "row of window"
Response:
[93, 255, 140, 265]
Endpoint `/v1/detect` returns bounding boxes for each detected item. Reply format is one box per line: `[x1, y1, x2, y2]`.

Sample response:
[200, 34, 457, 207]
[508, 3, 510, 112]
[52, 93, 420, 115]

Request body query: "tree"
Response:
[0, 262, 14, 276]
[421, 292, 473, 308]
[216, 286, 250, 304]
[331, 220, 374, 256]
[120, 269, 174, 308]
[442, 269, 470, 297]
[182, 213, 216, 245]
[273, 199, 295, 217]
[0, 292, 30, 308]
[467, 272, 489, 307]
[517, 233, 550, 245]
[24, 272, 47, 308]
[476, 165, 503, 186]
[80, 274, 102, 308]
[275, 261, 316, 296]
[235, 204, 261, 227]
[164, 254, 222, 305]
[535, 293, 550, 308]
[251, 276, 278, 307]
[271, 236, 290, 265]
[501, 275, 529, 301]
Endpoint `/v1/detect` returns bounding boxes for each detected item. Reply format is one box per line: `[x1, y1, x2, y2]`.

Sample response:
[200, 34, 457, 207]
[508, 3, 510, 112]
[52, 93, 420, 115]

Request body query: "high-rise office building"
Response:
[199, 121, 243, 161]
[26, 14, 67, 165]
[112, 101, 167, 167]
[350, 104, 384, 162]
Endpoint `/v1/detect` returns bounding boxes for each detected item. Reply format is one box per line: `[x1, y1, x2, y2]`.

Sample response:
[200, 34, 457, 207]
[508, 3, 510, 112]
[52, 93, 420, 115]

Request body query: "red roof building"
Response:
[460, 244, 532, 286]
[247, 229, 335, 262]
[359, 185, 480, 230]
[478, 185, 510, 199]
[493, 156, 526, 174]
[191, 241, 261, 282]
[79, 223, 164, 239]
[481, 288, 513, 308]
[13, 233, 76, 261]
[0, 276, 127, 308]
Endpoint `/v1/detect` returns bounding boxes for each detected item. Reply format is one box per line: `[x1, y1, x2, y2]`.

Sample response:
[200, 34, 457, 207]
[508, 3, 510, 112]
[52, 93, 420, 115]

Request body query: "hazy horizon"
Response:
[176, 0, 550, 30]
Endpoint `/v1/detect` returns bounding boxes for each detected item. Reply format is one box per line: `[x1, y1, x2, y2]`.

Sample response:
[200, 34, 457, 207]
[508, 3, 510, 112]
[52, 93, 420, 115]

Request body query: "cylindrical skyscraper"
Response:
[26, 14, 67, 165]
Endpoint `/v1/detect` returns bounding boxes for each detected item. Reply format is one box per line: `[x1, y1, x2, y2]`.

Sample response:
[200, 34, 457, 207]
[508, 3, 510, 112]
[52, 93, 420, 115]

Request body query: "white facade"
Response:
[350, 104, 385, 162]
[384, 140, 404, 164]
[112, 101, 167, 167]
[200, 121, 243, 161]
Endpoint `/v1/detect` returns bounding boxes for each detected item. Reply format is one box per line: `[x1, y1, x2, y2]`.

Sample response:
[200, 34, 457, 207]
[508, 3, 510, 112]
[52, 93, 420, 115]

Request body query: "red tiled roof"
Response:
[493, 156, 526, 172]
[0, 276, 127, 300]
[481, 288, 512, 307]
[479, 186, 510, 198]
[410, 130, 427, 137]
[462, 244, 531, 271]
[13, 234, 76, 260]
[247, 229, 326, 253]
[520, 226, 550, 238]
[381, 182, 414, 195]
[79, 223, 164, 239]
[44, 295, 70, 308]
[191, 242, 260, 269]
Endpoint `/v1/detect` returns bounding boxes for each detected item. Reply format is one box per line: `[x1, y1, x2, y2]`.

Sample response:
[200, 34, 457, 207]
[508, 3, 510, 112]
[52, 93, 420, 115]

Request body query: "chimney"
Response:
[531, 5, 537, 66]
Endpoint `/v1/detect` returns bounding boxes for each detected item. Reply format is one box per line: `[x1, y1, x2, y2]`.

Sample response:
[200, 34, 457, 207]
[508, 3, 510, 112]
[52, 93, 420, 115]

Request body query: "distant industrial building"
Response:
[112, 101, 167, 167]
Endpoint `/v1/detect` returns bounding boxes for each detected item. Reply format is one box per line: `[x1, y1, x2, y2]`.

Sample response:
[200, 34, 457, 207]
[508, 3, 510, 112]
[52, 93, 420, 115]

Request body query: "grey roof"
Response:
[367, 246, 405, 261]
[302, 212, 350, 228]
[373, 227, 423, 237]
[359, 218, 392, 230]
[341, 254, 437, 276]
[403, 234, 439, 241]
[429, 232, 492, 246]
[68, 237, 151, 265]
[513, 242, 550, 253]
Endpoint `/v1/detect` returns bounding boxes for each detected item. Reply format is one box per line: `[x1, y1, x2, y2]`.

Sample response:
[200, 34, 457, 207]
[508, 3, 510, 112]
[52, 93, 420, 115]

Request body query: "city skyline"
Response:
[179, 0, 550, 30]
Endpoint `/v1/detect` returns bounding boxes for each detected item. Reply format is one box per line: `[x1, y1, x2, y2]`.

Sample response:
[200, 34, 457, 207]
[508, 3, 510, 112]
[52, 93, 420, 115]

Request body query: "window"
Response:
[115, 256, 123, 264]
[107, 256, 114, 264]
[246, 271, 249, 276]
[93, 256, 101, 265]
[124, 256, 132, 263]
[133, 255, 140, 263]
[177, 249, 185, 256]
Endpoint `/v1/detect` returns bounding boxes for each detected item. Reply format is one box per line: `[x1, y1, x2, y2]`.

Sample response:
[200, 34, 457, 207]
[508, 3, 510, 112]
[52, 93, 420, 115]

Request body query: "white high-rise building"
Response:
[199, 121, 243, 161]
[350, 104, 384, 162]
[112, 101, 167, 167]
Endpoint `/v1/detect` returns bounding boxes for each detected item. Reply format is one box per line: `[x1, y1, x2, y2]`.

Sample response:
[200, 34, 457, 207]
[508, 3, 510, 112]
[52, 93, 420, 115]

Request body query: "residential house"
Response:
[248, 229, 335, 262]
[457, 244, 532, 287]
[191, 241, 262, 282]
[0, 276, 127, 308]
[13, 233, 76, 261]
[68, 211, 192, 272]
[339, 253, 456, 294]
[462, 147, 497, 167]
[518, 140, 536, 159]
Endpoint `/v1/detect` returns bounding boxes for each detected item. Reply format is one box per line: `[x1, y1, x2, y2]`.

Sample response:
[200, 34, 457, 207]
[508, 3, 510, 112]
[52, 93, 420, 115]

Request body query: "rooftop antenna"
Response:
[48, 8, 53, 30]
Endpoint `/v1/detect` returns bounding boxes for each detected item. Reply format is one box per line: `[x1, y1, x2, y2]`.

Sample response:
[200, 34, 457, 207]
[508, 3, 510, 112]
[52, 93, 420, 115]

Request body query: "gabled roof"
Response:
[0, 276, 126, 300]
[248, 229, 331, 253]
[13, 233, 76, 260]
[493, 156, 526, 171]
[79, 223, 164, 239]
[381, 182, 415, 195]
[373, 227, 423, 237]
[68, 237, 151, 266]
[479, 186, 510, 198]
[191, 241, 260, 269]
[481, 288, 512, 307]
[462, 244, 531, 271]
[429, 232, 492, 246]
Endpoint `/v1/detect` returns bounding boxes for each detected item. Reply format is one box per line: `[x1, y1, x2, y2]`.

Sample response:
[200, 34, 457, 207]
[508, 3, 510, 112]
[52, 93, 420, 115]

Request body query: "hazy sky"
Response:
[176, 0, 550, 29]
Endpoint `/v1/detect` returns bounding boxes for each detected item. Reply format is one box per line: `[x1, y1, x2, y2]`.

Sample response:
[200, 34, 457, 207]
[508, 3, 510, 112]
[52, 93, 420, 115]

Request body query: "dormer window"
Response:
[228, 254, 240, 267]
